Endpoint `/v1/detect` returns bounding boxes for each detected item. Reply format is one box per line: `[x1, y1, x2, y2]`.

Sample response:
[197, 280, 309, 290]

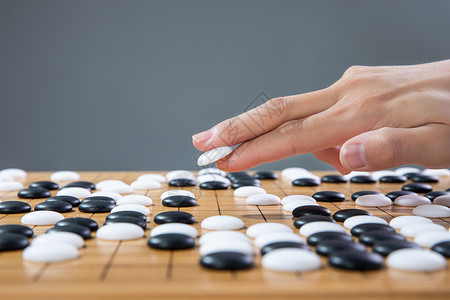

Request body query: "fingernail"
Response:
[192, 129, 213, 143]
[342, 143, 367, 169]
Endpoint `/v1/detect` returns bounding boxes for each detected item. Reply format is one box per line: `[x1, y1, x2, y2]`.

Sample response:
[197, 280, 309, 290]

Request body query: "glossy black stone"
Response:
[312, 191, 345, 202]
[231, 182, 261, 189]
[446, 188, 450, 192]
[83, 196, 116, 205]
[321, 175, 347, 183]
[410, 174, 439, 183]
[294, 215, 335, 228]
[379, 175, 407, 183]
[292, 178, 320, 187]
[260, 242, 309, 255]
[0, 224, 33, 238]
[385, 190, 417, 201]
[333, 209, 372, 222]
[147, 233, 195, 250]
[105, 216, 147, 229]
[200, 252, 253, 270]
[350, 175, 376, 184]
[56, 217, 99, 231]
[0, 233, 30, 251]
[253, 171, 278, 180]
[106, 211, 147, 222]
[402, 183, 433, 193]
[292, 205, 331, 218]
[153, 211, 195, 224]
[34, 200, 73, 213]
[424, 191, 450, 202]
[29, 181, 59, 190]
[17, 187, 51, 199]
[0, 201, 32, 214]
[431, 241, 450, 258]
[403, 172, 421, 179]
[358, 230, 406, 246]
[79, 199, 115, 213]
[372, 240, 421, 256]
[162, 195, 197, 207]
[47, 224, 91, 239]
[350, 223, 395, 237]
[351, 190, 383, 201]
[46, 195, 81, 207]
[328, 250, 383, 270]
[199, 181, 228, 190]
[64, 181, 96, 190]
[168, 178, 197, 187]
[316, 240, 366, 256]
[226, 172, 251, 180]
[307, 231, 354, 246]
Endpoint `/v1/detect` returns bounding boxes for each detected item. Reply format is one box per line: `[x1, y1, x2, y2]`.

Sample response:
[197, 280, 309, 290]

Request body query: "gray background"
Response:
[1, 0, 449, 171]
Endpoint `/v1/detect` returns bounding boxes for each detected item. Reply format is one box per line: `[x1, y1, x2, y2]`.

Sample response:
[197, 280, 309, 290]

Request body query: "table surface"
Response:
[0, 171, 449, 300]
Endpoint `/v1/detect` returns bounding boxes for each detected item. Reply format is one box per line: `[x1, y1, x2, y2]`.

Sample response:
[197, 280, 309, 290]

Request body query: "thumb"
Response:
[339, 125, 450, 171]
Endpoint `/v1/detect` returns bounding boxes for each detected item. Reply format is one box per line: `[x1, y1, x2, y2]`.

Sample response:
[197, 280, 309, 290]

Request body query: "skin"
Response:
[192, 60, 450, 174]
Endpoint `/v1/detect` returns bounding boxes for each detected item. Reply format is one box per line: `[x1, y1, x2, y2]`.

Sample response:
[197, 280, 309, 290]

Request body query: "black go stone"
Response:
[307, 231, 354, 246]
[402, 183, 433, 193]
[29, 181, 59, 190]
[253, 171, 278, 180]
[18, 187, 51, 199]
[350, 223, 395, 237]
[226, 172, 251, 180]
[0, 233, 30, 251]
[321, 175, 347, 183]
[333, 209, 372, 222]
[147, 233, 195, 250]
[358, 230, 406, 246]
[260, 242, 309, 255]
[0, 224, 33, 238]
[431, 241, 450, 258]
[199, 181, 228, 190]
[46, 195, 81, 207]
[424, 191, 450, 202]
[83, 196, 116, 205]
[385, 190, 417, 201]
[79, 199, 115, 213]
[447, 188, 450, 192]
[153, 211, 195, 224]
[231, 181, 261, 189]
[162, 195, 197, 207]
[0, 201, 32, 214]
[200, 252, 253, 270]
[292, 205, 331, 218]
[105, 216, 147, 229]
[328, 250, 383, 271]
[168, 178, 197, 187]
[316, 240, 366, 257]
[372, 240, 422, 256]
[64, 181, 96, 190]
[351, 190, 383, 201]
[47, 224, 91, 239]
[410, 174, 439, 183]
[379, 175, 407, 183]
[35, 200, 73, 213]
[56, 217, 99, 231]
[312, 191, 345, 202]
[292, 178, 320, 187]
[106, 211, 147, 222]
[350, 175, 376, 184]
[403, 172, 421, 179]
[294, 215, 335, 228]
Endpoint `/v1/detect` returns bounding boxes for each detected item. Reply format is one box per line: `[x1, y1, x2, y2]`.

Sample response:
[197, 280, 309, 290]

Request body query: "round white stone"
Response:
[299, 221, 346, 237]
[130, 180, 162, 190]
[400, 223, 446, 238]
[386, 249, 447, 272]
[355, 194, 392, 207]
[281, 167, 308, 178]
[116, 195, 153, 206]
[97, 223, 144, 241]
[254, 232, 304, 248]
[262, 248, 321, 272]
[434, 195, 450, 207]
[56, 187, 91, 198]
[101, 184, 133, 194]
[234, 186, 267, 198]
[389, 215, 433, 229]
[96, 180, 127, 190]
[246, 223, 292, 238]
[197, 146, 234, 167]
[23, 243, 79, 263]
[137, 173, 166, 183]
[281, 195, 316, 205]
[197, 174, 230, 185]
[50, 171, 80, 181]
[282, 200, 319, 212]
[0, 181, 24, 191]
[166, 170, 195, 181]
[394, 195, 431, 207]
[0, 168, 27, 179]
[343, 171, 371, 180]
[201, 215, 244, 230]
[422, 169, 450, 177]
[32, 232, 84, 248]
[21, 211, 64, 226]
[246, 194, 281, 206]
[150, 223, 198, 238]
[0, 173, 14, 181]
[395, 167, 421, 176]
[343, 215, 388, 229]
[200, 239, 254, 256]
[199, 231, 250, 246]
[413, 204, 450, 218]
[371, 170, 397, 180]
[198, 168, 227, 177]
[111, 204, 150, 215]
[160, 190, 195, 200]
[414, 231, 450, 248]
[90, 191, 122, 201]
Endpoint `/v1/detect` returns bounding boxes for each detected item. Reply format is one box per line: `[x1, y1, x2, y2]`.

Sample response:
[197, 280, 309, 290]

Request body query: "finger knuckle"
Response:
[374, 128, 402, 163]
[263, 97, 289, 117]
[278, 120, 304, 154]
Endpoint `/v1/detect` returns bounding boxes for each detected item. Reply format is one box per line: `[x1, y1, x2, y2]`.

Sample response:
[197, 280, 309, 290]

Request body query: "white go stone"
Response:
[395, 167, 421, 176]
[389, 215, 433, 229]
[414, 231, 450, 248]
[90, 191, 122, 202]
[292, 174, 321, 182]
[343, 171, 371, 180]
[413, 204, 450, 218]
[96, 180, 127, 190]
[371, 170, 397, 180]
[111, 204, 150, 215]
[434, 195, 450, 207]
[201, 215, 244, 230]
[198, 168, 226, 177]
[262, 248, 322, 272]
[246, 194, 281, 206]
[197, 146, 234, 167]
[130, 180, 161, 190]
[234, 186, 266, 198]
[21, 211, 64, 226]
[355, 194, 392, 207]
[283, 200, 319, 212]
[0, 181, 24, 191]
[32, 232, 84, 248]
[116, 195, 153, 206]
[246, 223, 292, 238]
[150, 223, 198, 238]
[386, 249, 447, 272]
[422, 169, 450, 177]
[395, 195, 431, 207]
[0, 168, 27, 179]
[0, 173, 14, 181]
[200, 239, 254, 256]
[400, 223, 446, 238]
[299, 221, 346, 237]
[166, 170, 195, 181]
[281, 167, 308, 178]
[23, 243, 79, 263]
[97, 223, 144, 241]
[101, 184, 133, 194]
[137, 173, 166, 183]
[50, 171, 80, 181]
[57, 187, 91, 198]
[160, 190, 195, 200]
[199, 231, 250, 245]
[254, 232, 304, 248]
[281, 195, 316, 205]
[197, 174, 230, 185]
[343, 215, 388, 229]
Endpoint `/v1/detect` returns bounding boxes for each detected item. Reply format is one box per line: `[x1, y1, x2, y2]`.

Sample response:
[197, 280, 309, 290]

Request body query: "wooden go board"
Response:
[0, 171, 449, 300]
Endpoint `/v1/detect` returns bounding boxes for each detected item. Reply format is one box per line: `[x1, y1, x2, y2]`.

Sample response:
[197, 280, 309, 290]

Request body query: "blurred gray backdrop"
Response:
[1, 0, 449, 171]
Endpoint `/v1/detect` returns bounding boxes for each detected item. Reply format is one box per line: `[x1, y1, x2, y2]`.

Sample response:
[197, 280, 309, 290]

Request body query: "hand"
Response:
[192, 60, 450, 174]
